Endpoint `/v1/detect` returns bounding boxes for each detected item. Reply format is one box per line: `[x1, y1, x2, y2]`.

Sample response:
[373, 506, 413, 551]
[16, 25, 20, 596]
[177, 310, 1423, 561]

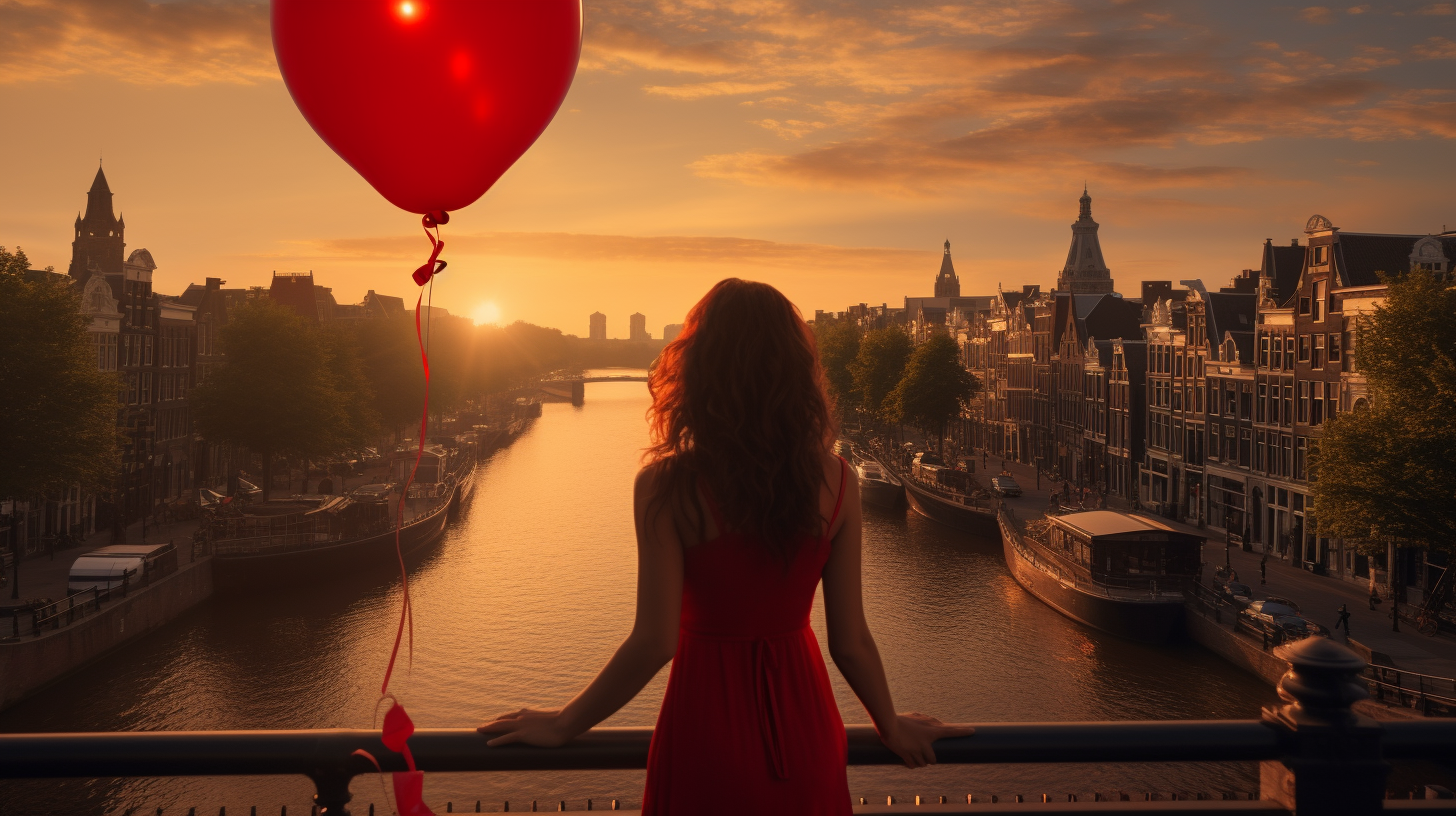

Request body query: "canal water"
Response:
[1, 372, 1276, 814]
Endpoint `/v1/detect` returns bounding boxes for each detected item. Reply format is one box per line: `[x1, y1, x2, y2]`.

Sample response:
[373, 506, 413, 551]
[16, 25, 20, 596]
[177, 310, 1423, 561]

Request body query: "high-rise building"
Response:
[629, 312, 650, 340]
[934, 240, 960, 297]
[589, 311, 607, 340]
[663, 323, 684, 342]
[1055, 187, 1115, 294]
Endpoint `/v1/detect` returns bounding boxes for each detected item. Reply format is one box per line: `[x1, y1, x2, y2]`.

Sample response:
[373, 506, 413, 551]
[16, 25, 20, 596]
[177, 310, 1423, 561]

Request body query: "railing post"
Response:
[1260, 637, 1387, 815]
[309, 772, 352, 816]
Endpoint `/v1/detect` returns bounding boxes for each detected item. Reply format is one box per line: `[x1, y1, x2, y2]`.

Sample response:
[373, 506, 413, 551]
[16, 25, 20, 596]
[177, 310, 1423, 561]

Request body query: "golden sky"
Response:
[2, 0, 1454, 337]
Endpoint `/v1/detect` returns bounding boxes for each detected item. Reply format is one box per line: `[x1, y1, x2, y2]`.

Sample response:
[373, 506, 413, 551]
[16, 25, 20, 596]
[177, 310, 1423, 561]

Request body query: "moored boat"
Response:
[855, 460, 904, 509]
[999, 508, 1202, 643]
[902, 478, 998, 536]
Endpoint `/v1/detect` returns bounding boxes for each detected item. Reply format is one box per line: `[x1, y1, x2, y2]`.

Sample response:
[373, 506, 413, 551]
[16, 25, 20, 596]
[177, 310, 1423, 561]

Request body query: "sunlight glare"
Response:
[472, 301, 502, 326]
[398, 1, 417, 19]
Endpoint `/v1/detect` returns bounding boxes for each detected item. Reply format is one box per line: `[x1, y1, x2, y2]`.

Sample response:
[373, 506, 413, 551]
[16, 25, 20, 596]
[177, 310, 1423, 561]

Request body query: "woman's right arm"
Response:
[821, 471, 972, 768]
[477, 465, 684, 746]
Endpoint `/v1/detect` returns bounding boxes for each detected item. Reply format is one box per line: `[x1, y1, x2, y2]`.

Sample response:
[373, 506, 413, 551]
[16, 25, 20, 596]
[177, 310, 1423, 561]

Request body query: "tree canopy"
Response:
[1311, 268, 1456, 552]
[887, 332, 978, 450]
[813, 318, 860, 416]
[849, 327, 913, 425]
[0, 247, 120, 500]
[191, 299, 365, 499]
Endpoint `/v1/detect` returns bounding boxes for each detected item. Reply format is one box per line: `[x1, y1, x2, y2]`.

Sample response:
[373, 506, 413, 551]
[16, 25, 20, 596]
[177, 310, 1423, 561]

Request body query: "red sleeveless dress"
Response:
[641, 459, 852, 815]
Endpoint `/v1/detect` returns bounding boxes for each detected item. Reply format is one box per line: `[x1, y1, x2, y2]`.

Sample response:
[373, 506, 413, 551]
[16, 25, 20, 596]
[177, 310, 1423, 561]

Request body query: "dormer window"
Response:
[1312, 245, 1329, 266]
[1411, 237, 1449, 279]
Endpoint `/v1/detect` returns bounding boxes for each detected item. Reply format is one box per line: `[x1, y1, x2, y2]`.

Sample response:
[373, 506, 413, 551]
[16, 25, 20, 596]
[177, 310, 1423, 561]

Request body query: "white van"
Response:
[67, 543, 177, 595]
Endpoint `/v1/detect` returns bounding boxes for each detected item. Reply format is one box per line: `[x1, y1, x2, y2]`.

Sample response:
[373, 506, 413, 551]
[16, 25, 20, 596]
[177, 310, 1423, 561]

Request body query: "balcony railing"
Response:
[5, 639, 1456, 815]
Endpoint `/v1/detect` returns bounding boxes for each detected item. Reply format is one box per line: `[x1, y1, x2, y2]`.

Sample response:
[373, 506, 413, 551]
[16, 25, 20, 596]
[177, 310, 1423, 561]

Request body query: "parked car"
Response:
[990, 475, 1022, 497]
[1264, 595, 1300, 613]
[1275, 615, 1330, 639]
[1240, 600, 1300, 625]
[1218, 581, 1254, 605]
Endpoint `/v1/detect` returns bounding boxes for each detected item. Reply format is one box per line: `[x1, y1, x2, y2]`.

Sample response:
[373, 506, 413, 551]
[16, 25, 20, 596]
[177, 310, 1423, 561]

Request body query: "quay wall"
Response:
[1184, 609, 1289, 687]
[0, 558, 213, 711]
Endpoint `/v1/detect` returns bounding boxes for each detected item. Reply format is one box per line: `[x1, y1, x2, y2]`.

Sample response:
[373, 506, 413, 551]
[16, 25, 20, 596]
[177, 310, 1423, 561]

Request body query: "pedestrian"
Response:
[1337, 604, 1352, 637]
[1369, 586, 1382, 611]
[982, 452, 987, 469]
[1259, 555, 1267, 585]
[1000, 458, 1005, 474]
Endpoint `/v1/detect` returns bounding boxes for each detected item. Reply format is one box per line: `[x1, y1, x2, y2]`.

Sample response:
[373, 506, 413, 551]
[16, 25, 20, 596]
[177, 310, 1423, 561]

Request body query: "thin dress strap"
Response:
[825, 456, 849, 539]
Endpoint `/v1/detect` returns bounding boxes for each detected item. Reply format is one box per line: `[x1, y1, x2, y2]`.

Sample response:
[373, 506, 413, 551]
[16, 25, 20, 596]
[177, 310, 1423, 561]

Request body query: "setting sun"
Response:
[472, 301, 502, 325]
[398, 1, 416, 19]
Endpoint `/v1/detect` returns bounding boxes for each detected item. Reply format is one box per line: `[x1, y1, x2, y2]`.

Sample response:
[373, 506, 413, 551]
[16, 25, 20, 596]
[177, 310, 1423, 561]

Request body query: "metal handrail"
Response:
[0, 721, 1291, 779]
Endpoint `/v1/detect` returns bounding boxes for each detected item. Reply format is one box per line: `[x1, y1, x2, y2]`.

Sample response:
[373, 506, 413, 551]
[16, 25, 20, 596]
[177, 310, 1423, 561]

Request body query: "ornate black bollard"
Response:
[1260, 636, 1388, 815]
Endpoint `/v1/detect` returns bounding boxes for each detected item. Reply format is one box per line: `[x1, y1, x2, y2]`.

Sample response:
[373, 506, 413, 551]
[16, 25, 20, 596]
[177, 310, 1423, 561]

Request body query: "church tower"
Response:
[934, 239, 961, 298]
[68, 165, 126, 281]
[1055, 187, 1114, 294]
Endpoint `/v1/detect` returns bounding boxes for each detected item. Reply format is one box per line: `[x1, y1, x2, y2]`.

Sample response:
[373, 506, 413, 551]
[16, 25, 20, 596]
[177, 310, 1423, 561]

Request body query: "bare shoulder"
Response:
[634, 459, 671, 501]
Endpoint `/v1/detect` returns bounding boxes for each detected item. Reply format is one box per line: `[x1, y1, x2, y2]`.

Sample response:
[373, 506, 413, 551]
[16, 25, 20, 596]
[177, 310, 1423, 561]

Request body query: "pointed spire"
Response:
[81, 163, 117, 226]
[1078, 185, 1092, 221]
[944, 239, 951, 253]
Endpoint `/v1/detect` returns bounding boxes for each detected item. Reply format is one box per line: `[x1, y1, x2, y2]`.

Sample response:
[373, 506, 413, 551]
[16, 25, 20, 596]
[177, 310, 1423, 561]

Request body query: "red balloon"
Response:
[273, 0, 581, 215]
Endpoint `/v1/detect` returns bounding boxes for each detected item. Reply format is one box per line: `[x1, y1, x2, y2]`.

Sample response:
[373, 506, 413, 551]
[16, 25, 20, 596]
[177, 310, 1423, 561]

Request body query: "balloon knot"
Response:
[412, 212, 449, 286]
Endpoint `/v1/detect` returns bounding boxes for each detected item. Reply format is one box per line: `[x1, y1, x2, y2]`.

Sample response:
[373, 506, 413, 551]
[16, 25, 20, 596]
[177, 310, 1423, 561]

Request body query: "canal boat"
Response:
[998, 508, 1203, 643]
[855, 460, 904, 509]
[208, 444, 479, 592]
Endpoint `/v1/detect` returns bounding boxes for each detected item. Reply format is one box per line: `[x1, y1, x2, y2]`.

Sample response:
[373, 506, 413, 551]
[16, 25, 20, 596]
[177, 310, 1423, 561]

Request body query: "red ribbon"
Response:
[373, 210, 450, 816]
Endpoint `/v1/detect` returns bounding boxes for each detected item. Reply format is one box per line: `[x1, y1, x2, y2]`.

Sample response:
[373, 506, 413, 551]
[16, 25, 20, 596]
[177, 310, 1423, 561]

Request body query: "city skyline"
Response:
[3, 1, 1454, 334]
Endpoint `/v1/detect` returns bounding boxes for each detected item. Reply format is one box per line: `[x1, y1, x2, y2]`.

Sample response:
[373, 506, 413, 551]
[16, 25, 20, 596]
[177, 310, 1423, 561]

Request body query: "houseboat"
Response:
[208, 441, 478, 592]
[999, 509, 1203, 643]
[900, 453, 997, 535]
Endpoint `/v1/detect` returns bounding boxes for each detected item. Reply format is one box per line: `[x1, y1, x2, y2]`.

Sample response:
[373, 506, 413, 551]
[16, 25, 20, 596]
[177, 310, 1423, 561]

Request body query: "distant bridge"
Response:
[538, 375, 648, 405]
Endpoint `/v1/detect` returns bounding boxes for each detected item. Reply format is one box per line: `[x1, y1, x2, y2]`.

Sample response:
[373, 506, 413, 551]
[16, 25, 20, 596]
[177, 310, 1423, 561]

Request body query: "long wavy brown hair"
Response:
[645, 278, 838, 557]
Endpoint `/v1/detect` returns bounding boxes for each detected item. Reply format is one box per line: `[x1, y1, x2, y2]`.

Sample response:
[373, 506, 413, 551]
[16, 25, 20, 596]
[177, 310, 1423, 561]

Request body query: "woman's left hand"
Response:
[477, 708, 573, 747]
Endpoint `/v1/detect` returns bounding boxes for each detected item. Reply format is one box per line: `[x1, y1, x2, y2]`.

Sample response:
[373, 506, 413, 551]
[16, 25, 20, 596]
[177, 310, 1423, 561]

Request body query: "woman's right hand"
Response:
[878, 712, 974, 769]
[477, 707, 573, 748]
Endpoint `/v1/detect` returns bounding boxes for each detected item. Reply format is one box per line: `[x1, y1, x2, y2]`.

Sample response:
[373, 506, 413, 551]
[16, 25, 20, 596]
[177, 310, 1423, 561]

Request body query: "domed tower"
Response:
[68, 165, 126, 281]
[1055, 186, 1114, 294]
[934, 239, 961, 298]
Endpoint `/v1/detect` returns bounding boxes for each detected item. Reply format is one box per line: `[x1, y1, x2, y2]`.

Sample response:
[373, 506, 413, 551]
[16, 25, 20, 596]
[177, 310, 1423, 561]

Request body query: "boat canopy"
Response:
[1053, 511, 1178, 540]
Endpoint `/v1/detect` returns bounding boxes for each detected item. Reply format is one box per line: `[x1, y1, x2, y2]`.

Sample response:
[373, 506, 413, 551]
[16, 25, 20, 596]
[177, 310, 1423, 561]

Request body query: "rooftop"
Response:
[1052, 510, 1175, 538]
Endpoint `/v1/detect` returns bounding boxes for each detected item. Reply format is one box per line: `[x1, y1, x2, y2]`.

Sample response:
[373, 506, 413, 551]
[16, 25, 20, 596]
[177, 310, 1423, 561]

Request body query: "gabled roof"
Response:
[1334, 233, 1456, 288]
[1261, 241, 1305, 305]
[1205, 292, 1255, 349]
[1082, 295, 1142, 343]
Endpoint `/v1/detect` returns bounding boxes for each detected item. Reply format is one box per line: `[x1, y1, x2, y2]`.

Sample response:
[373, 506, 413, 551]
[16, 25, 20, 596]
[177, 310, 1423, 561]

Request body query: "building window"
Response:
[128, 374, 138, 405]
[1225, 383, 1237, 417]
[1282, 436, 1293, 477]
[144, 335, 154, 366]
[1255, 431, 1265, 472]
[1329, 332, 1341, 362]
[1294, 437, 1307, 481]
[1240, 384, 1253, 419]
[1257, 383, 1267, 423]
[141, 373, 152, 404]
[1300, 296, 1311, 315]
[1284, 338, 1295, 369]
[1311, 382, 1323, 426]
[1282, 384, 1293, 426]
[1312, 334, 1325, 368]
[1298, 381, 1310, 424]
[1298, 335, 1310, 363]
[1312, 280, 1326, 322]
[1260, 336, 1270, 368]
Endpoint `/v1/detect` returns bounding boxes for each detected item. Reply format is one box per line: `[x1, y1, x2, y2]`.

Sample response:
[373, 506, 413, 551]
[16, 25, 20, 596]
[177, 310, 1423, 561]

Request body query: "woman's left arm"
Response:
[477, 466, 684, 747]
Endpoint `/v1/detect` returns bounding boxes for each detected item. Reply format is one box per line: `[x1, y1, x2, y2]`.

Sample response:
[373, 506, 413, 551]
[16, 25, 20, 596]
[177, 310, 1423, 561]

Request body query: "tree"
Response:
[0, 246, 121, 502]
[814, 318, 860, 416]
[850, 327, 913, 426]
[887, 332, 978, 452]
[1311, 268, 1456, 553]
[190, 299, 354, 501]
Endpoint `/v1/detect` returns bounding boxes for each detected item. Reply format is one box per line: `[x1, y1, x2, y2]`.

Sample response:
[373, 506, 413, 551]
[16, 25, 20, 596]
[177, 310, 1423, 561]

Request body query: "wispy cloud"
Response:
[644, 80, 791, 99]
[0, 0, 272, 85]
[270, 230, 936, 271]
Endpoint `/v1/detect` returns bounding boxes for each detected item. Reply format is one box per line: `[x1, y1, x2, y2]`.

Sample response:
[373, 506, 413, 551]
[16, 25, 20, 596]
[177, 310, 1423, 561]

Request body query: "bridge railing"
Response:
[4, 639, 1456, 815]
